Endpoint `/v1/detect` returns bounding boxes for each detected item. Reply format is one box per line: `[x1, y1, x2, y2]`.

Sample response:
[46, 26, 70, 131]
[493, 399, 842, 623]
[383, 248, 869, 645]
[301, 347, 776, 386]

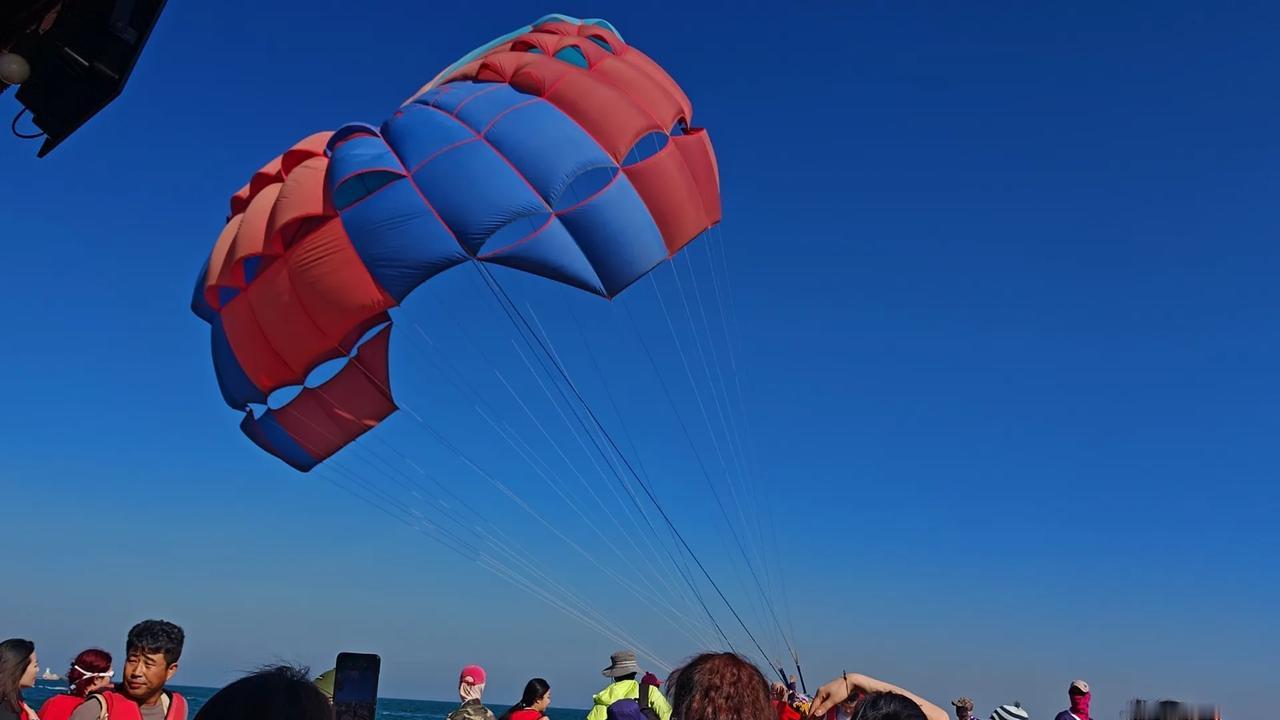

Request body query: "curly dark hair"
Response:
[670, 653, 770, 720]
[127, 620, 185, 665]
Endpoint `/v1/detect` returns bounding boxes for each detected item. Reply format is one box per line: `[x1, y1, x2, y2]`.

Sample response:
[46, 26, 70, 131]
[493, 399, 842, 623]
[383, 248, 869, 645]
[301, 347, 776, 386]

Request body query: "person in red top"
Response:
[771, 683, 801, 720]
[0, 639, 40, 720]
[38, 649, 115, 720]
[499, 679, 551, 720]
[68, 620, 187, 720]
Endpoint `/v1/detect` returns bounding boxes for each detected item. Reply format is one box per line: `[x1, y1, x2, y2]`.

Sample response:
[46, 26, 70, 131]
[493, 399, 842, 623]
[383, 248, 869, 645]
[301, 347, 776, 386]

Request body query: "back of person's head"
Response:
[127, 620, 185, 666]
[851, 692, 926, 720]
[459, 664, 487, 703]
[194, 665, 332, 720]
[0, 639, 36, 714]
[67, 648, 113, 697]
[670, 653, 770, 720]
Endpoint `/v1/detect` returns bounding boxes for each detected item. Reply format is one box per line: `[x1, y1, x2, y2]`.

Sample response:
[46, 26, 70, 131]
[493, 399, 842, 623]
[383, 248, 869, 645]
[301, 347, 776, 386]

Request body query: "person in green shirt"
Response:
[586, 651, 671, 720]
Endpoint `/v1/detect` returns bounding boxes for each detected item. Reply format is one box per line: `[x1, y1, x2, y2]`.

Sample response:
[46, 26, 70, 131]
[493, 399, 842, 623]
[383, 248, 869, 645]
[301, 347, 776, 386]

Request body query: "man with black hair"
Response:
[69, 620, 188, 720]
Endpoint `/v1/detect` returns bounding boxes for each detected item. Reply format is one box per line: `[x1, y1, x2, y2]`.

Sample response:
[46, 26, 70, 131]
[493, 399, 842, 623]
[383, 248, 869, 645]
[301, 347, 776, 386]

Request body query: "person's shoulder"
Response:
[461, 704, 495, 720]
[1052, 712, 1073, 720]
[68, 696, 105, 720]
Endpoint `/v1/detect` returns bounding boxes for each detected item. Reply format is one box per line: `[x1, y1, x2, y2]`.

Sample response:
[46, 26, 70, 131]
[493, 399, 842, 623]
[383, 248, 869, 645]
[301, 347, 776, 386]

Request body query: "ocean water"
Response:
[24, 682, 586, 720]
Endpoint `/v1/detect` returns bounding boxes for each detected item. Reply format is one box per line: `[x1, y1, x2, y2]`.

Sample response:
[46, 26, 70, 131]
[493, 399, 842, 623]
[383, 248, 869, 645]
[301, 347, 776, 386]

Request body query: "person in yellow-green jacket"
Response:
[586, 651, 671, 720]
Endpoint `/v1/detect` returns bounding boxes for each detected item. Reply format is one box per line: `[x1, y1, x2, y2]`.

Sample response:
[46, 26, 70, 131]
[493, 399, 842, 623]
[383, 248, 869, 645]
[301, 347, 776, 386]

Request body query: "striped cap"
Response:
[991, 703, 1029, 720]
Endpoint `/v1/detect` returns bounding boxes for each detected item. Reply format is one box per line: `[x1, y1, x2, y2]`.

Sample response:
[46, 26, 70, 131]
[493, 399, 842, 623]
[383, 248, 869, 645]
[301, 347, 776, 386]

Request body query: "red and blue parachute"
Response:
[191, 15, 721, 471]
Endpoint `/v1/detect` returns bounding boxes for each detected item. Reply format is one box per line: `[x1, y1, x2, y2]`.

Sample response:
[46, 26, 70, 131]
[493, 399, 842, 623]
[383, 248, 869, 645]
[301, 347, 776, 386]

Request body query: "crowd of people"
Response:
[2, 621, 1113, 720]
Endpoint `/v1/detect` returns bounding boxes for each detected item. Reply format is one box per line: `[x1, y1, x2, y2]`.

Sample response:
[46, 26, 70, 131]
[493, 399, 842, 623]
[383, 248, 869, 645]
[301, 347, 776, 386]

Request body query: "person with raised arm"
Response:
[809, 672, 948, 720]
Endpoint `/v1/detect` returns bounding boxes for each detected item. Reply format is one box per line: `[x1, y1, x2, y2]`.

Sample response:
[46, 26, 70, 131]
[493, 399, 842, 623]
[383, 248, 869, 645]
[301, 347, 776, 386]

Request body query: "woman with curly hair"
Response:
[670, 653, 772, 720]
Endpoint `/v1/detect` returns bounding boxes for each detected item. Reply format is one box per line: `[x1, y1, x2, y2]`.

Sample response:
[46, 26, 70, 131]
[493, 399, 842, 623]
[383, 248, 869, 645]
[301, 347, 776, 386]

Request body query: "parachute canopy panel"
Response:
[193, 14, 722, 472]
[240, 325, 397, 472]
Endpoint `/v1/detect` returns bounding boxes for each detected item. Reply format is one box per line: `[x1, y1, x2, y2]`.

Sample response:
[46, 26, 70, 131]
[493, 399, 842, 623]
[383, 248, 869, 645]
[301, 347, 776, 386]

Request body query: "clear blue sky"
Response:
[2, 2, 1277, 718]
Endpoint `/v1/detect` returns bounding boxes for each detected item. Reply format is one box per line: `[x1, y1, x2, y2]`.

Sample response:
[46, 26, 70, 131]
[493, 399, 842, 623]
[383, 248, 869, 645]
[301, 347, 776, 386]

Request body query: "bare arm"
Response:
[809, 673, 948, 720]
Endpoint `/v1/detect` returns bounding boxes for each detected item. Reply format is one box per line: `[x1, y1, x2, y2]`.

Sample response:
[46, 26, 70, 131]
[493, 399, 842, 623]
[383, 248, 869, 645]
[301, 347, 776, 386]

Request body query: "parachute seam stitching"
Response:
[435, 79, 606, 281]
[352, 115, 468, 256]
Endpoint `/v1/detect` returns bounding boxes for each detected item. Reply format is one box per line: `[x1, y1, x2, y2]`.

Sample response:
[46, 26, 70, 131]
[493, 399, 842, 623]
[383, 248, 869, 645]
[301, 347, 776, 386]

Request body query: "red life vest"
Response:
[87, 690, 187, 720]
[510, 709, 543, 720]
[38, 694, 86, 720]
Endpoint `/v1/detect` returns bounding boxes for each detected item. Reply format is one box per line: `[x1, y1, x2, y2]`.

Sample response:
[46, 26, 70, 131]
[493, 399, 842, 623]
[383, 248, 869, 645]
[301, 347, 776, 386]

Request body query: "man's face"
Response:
[956, 708, 972, 720]
[123, 650, 177, 701]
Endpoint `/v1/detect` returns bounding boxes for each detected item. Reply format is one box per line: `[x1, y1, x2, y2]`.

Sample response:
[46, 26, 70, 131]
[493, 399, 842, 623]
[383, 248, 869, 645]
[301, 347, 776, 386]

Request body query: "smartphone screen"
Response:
[334, 652, 381, 720]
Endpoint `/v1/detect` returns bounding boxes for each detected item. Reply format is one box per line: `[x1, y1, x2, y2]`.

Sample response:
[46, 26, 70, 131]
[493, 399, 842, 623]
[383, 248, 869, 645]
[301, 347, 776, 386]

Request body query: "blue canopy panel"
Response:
[191, 256, 216, 323]
[326, 128, 471, 303]
[211, 314, 266, 408]
[240, 410, 318, 472]
[327, 81, 669, 299]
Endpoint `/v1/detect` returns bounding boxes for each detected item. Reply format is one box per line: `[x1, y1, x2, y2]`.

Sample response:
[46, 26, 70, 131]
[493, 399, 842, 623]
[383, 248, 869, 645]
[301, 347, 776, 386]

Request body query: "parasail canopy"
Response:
[192, 15, 721, 472]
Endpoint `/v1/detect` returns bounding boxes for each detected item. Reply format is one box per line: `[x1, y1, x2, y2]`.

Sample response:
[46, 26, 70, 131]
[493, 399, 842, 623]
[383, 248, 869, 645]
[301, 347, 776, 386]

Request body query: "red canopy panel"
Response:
[622, 130, 722, 255]
[241, 324, 397, 472]
[219, 217, 395, 398]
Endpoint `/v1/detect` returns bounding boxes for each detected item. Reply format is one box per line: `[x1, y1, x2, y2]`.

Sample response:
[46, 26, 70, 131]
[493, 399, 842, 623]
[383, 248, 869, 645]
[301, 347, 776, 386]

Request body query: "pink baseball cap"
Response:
[460, 665, 487, 685]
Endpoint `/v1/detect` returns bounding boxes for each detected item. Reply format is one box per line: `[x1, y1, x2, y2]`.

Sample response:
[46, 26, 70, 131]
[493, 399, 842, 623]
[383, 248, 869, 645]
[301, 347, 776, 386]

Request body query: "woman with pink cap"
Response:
[447, 665, 497, 720]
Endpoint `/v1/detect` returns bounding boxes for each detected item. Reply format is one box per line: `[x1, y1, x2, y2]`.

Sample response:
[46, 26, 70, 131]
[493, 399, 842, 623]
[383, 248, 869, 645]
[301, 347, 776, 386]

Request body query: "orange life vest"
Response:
[86, 690, 187, 720]
[37, 694, 86, 720]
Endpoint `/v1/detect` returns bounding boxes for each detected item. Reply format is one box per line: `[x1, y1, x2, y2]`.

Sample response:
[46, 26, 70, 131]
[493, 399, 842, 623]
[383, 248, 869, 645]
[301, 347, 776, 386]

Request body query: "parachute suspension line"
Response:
[639, 277, 777, 662]
[312, 457, 671, 670]
[669, 256, 752, 512]
[521, 303, 723, 619]
[620, 295, 787, 681]
[412, 285, 718, 644]
[561, 303, 651, 480]
[333, 434, 690, 662]
[647, 270, 795, 666]
[406, 318, 691, 622]
[649, 262, 769, 638]
[470, 262, 745, 656]
[678, 249, 797, 670]
[699, 226, 801, 666]
[558, 301, 733, 652]
[453, 265, 737, 650]
[403, 302, 724, 649]
[473, 393, 716, 643]
[667, 257, 780, 648]
[489, 296, 731, 649]
[472, 261, 781, 679]
[330, 343, 722, 649]
[498, 346, 718, 639]
[679, 248, 772, 595]
[413, 291, 671, 579]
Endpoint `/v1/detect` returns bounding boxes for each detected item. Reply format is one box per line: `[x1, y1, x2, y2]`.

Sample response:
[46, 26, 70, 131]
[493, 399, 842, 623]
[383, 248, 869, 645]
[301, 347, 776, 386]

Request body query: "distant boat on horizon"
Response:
[40, 667, 62, 681]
